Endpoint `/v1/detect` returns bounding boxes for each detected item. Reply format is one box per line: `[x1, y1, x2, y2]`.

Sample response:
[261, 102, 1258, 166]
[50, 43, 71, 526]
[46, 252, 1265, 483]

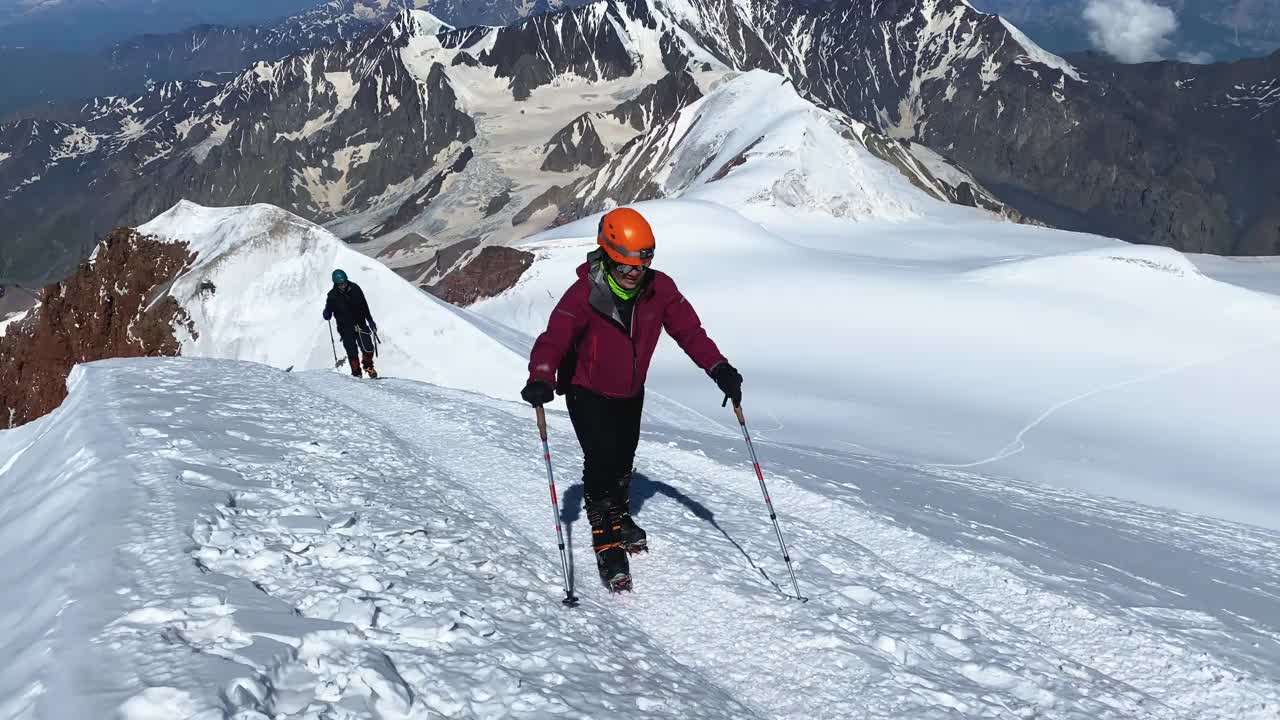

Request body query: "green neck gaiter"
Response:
[603, 262, 640, 301]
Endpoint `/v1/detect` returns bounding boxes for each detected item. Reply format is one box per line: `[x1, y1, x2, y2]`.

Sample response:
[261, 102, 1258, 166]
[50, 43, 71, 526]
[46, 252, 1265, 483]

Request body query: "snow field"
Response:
[478, 198, 1280, 530]
[6, 358, 1278, 718]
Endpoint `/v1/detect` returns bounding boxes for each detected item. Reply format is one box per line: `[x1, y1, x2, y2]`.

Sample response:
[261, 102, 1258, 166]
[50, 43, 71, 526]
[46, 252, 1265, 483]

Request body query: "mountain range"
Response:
[0, 1, 1013, 286]
[1, 0, 1278, 287]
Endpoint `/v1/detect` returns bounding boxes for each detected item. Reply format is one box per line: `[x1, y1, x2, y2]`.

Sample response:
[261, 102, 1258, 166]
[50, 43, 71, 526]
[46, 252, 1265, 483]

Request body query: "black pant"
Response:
[338, 325, 375, 360]
[566, 385, 644, 508]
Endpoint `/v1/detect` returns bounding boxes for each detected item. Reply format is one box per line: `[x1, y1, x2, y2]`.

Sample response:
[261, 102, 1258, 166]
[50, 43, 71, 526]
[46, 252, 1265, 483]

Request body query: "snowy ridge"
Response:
[520, 69, 1015, 229]
[565, 70, 981, 220]
[2, 356, 1278, 718]
[138, 201, 525, 400]
[996, 17, 1084, 83]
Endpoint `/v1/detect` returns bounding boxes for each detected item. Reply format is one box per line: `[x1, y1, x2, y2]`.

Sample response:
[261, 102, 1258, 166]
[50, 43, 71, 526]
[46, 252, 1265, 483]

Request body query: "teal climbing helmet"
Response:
[332, 269, 348, 284]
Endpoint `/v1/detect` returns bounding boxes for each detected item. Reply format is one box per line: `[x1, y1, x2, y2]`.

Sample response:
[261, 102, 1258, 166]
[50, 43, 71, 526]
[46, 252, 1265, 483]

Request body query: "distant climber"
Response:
[323, 269, 379, 378]
[520, 207, 743, 592]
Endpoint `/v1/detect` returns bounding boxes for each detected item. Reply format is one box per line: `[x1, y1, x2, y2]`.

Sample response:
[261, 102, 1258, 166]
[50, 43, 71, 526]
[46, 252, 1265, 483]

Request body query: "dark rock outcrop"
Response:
[541, 113, 611, 172]
[512, 184, 575, 226]
[0, 228, 193, 428]
[428, 245, 534, 306]
[609, 70, 704, 130]
[484, 190, 512, 217]
[474, 6, 644, 101]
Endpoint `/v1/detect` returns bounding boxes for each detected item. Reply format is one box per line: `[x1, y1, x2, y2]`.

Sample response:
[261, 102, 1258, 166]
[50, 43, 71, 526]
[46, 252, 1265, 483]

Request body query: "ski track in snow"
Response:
[930, 338, 1280, 470]
[13, 359, 1280, 719]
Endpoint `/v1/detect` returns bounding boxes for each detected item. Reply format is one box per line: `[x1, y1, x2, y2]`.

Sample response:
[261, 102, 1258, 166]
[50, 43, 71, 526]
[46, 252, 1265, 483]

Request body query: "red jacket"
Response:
[528, 257, 726, 399]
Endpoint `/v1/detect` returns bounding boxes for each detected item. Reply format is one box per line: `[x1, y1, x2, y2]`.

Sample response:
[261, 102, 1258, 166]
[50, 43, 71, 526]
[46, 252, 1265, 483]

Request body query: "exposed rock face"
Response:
[388, 235, 484, 286]
[484, 190, 512, 217]
[428, 246, 534, 306]
[609, 70, 704, 130]
[417, 0, 585, 28]
[1062, 50, 1280, 253]
[361, 146, 477, 242]
[541, 113, 611, 172]
[473, 6, 647, 101]
[512, 184, 578, 227]
[0, 228, 193, 428]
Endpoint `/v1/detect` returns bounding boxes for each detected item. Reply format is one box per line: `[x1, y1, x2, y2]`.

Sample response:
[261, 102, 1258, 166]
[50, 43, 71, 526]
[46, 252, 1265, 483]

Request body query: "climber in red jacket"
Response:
[521, 206, 743, 591]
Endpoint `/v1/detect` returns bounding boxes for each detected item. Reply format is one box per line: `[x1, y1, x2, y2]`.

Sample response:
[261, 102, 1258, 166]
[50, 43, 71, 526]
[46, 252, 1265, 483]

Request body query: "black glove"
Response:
[521, 380, 554, 407]
[711, 362, 743, 406]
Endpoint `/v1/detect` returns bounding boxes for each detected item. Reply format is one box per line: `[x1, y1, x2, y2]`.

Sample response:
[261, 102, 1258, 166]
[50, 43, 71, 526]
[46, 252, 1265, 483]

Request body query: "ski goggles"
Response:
[612, 261, 650, 276]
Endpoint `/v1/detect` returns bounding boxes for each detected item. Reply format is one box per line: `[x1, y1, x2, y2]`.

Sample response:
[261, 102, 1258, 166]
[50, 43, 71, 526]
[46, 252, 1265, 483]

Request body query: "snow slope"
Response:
[3, 357, 1278, 719]
[475, 198, 1280, 531]
[138, 200, 526, 400]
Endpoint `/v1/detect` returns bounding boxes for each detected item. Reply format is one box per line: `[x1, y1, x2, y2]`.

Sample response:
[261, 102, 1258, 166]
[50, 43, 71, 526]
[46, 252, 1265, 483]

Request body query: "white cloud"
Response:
[1177, 50, 1215, 64]
[1083, 0, 1179, 63]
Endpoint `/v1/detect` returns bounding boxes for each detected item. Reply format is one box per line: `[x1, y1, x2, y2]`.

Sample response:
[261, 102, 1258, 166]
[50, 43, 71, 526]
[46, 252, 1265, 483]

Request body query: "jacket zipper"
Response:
[629, 303, 638, 394]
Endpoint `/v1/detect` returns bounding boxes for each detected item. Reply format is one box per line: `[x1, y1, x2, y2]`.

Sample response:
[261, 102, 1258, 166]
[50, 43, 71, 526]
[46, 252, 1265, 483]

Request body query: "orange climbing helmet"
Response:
[597, 207, 656, 266]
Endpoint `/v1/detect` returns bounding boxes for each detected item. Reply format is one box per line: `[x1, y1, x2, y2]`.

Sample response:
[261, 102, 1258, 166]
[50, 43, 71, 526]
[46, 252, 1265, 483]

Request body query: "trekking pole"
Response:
[537, 405, 579, 607]
[326, 319, 343, 369]
[726, 398, 807, 602]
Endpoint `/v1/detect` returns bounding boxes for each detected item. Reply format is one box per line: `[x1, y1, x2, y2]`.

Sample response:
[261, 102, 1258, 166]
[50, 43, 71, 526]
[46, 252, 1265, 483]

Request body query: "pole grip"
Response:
[536, 405, 548, 442]
[721, 393, 744, 412]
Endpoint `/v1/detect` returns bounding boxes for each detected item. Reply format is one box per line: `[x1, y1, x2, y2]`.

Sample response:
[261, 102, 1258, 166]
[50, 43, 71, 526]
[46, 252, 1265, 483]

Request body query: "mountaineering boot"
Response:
[586, 497, 632, 592]
[361, 351, 378, 379]
[348, 357, 362, 377]
[617, 471, 647, 554]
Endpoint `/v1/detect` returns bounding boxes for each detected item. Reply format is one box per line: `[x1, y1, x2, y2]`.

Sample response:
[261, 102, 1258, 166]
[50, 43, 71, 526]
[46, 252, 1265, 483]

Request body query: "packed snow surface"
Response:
[479, 199, 1280, 531]
[2, 358, 1279, 719]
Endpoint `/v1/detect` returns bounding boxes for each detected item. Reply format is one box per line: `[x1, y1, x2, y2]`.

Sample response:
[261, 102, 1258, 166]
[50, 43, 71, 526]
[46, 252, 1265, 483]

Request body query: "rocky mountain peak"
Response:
[0, 228, 193, 428]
